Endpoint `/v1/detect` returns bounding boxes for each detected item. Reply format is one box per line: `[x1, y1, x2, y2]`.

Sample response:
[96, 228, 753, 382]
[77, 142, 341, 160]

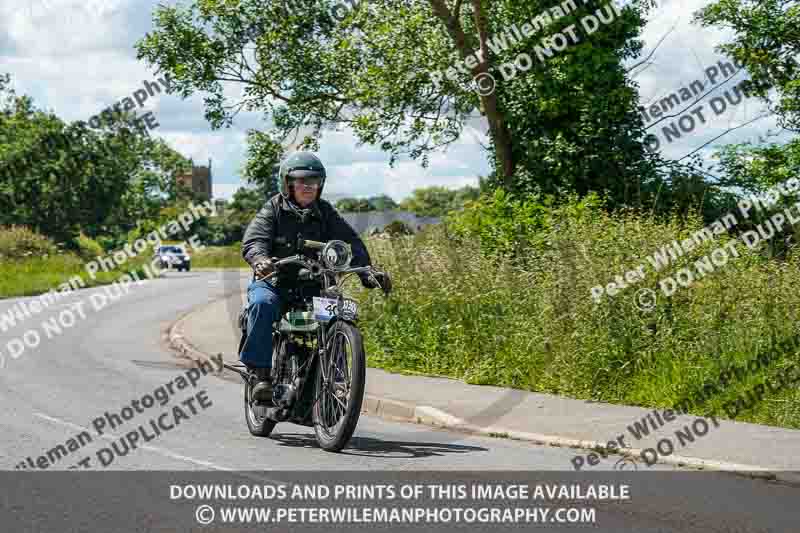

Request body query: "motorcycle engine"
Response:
[273, 339, 300, 408]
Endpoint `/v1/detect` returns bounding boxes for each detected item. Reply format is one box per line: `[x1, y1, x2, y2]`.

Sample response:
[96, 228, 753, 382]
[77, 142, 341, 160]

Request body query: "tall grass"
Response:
[358, 206, 800, 429]
[0, 226, 150, 298]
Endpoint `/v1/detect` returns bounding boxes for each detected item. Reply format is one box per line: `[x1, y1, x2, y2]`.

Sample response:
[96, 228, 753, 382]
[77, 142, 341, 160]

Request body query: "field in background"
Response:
[0, 226, 150, 298]
[191, 244, 248, 269]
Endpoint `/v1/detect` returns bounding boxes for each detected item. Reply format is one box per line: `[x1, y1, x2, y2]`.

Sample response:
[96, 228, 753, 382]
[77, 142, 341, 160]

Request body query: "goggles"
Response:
[288, 170, 324, 188]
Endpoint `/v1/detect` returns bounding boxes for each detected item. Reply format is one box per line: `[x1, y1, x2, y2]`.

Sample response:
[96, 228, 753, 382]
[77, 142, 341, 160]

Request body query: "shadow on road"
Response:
[269, 433, 488, 459]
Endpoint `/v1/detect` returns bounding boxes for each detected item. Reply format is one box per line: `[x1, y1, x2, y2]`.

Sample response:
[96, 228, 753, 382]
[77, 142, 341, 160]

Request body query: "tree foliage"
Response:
[242, 129, 281, 197]
[0, 74, 191, 246]
[206, 186, 265, 244]
[399, 185, 480, 216]
[696, 0, 800, 235]
[134, 0, 656, 199]
[696, 0, 800, 131]
[335, 194, 399, 212]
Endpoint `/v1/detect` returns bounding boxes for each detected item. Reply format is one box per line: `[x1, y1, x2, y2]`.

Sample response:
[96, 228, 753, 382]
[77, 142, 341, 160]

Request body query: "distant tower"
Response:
[176, 158, 213, 200]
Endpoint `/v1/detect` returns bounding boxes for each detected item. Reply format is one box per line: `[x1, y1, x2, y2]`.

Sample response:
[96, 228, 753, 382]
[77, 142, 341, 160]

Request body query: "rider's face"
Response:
[292, 178, 319, 207]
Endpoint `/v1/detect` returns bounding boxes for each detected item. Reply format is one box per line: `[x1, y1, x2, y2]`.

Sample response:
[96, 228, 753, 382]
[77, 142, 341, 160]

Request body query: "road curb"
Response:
[406, 406, 797, 483]
[168, 309, 224, 368]
[166, 299, 800, 485]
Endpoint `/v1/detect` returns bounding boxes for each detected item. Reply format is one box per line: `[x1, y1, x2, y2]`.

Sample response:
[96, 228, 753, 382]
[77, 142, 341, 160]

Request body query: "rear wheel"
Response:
[312, 321, 365, 452]
[244, 376, 276, 437]
[244, 336, 281, 437]
[244, 377, 277, 437]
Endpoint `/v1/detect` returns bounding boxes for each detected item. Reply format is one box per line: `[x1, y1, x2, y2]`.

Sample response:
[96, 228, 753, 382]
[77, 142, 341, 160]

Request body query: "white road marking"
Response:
[34, 412, 231, 471]
[33, 412, 294, 486]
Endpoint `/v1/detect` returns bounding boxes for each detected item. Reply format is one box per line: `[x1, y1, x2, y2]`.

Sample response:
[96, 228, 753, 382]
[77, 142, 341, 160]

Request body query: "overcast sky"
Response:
[1, 0, 791, 201]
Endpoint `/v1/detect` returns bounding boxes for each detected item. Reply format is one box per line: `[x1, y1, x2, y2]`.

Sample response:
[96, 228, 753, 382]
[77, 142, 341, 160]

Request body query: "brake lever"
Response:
[255, 271, 278, 282]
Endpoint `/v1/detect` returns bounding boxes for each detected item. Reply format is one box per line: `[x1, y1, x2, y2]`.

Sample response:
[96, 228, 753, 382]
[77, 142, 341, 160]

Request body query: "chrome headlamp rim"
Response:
[321, 240, 352, 271]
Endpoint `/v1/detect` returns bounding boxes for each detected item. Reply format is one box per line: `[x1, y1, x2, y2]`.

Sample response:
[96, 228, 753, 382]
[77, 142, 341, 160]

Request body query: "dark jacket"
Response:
[242, 194, 371, 286]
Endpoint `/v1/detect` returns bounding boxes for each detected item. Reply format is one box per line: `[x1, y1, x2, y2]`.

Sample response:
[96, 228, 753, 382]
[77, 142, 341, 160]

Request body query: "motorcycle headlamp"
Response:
[321, 240, 352, 270]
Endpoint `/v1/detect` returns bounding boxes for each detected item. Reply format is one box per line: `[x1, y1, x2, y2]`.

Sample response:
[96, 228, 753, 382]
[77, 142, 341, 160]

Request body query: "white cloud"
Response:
[628, 0, 793, 169]
[213, 182, 246, 200]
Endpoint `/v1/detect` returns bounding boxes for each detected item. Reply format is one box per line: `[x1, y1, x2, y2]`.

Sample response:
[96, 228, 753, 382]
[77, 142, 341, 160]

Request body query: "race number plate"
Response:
[339, 298, 359, 321]
[312, 297, 359, 321]
[312, 297, 338, 321]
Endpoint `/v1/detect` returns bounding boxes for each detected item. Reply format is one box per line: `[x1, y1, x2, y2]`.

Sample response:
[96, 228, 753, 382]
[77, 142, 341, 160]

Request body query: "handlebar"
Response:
[297, 238, 325, 250]
[254, 238, 388, 295]
[255, 253, 377, 282]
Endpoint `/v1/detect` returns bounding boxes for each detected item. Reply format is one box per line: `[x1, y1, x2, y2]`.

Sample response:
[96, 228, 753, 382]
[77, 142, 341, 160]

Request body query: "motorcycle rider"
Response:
[240, 151, 390, 400]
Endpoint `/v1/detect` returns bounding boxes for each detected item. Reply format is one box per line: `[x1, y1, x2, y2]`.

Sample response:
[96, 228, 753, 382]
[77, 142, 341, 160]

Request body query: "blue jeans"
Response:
[239, 280, 282, 369]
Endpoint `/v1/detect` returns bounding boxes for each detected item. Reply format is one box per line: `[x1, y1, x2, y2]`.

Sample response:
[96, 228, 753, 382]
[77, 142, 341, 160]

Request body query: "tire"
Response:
[244, 376, 276, 437]
[185, 265, 191, 272]
[312, 321, 366, 452]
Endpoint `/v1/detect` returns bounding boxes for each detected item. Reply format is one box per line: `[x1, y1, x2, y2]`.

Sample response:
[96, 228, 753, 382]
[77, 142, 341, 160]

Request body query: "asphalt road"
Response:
[0, 270, 635, 472]
[1, 271, 798, 532]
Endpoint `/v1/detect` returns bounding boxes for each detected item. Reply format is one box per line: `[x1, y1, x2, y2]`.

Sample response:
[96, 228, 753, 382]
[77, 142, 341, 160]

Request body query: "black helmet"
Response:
[279, 151, 326, 201]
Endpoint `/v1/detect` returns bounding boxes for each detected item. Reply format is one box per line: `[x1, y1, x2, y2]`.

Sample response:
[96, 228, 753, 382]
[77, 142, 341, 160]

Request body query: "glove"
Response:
[253, 258, 276, 279]
[361, 270, 392, 295]
[360, 274, 379, 289]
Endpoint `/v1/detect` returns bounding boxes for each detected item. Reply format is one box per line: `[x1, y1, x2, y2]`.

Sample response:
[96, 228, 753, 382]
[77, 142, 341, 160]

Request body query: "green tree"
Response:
[103, 138, 192, 241]
[477, 0, 659, 204]
[241, 130, 281, 197]
[693, 0, 800, 250]
[368, 194, 399, 211]
[334, 195, 398, 211]
[0, 73, 191, 246]
[207, 187, 265, 244]
[134, 0, 654, 197]
[400, 185, 479, 216]
[335, 197, 373, 212]
[0, 78, 141, 243]
[696, 0, 800, 131]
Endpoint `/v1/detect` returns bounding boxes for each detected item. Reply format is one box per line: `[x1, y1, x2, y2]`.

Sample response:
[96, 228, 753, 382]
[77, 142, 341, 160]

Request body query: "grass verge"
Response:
[192, 245, 248, 269]
[0, 253, 150, 299]
[357, 213, 800, 431]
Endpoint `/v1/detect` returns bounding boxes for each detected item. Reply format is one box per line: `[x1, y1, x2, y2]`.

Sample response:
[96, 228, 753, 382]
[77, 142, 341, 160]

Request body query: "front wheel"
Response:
[312, 321, 365, 452]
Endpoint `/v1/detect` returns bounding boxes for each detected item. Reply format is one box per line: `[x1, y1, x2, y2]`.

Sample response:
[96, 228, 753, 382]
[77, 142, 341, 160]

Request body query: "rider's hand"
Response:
[253, 258, 276, 279]
[361, 271, 392, 295]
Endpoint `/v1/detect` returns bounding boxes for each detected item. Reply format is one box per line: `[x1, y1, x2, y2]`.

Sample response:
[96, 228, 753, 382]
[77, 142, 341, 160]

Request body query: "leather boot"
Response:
[251, 367, 273, 402]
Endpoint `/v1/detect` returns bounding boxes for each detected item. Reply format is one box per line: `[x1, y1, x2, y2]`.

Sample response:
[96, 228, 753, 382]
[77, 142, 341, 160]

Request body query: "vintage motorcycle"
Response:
[224, 238, 391, 452]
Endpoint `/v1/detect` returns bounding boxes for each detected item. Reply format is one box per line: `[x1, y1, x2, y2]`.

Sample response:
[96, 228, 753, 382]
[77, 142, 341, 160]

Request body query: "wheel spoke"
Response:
[314, 324, 361, 442]
[330, 389, 347, 412]
[325, 389, 341, 427]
